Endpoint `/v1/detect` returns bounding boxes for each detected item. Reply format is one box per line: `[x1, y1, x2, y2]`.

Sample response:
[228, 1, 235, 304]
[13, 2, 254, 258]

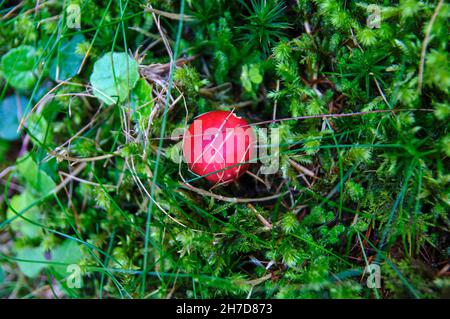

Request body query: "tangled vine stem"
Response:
[180, 183, 290, 203]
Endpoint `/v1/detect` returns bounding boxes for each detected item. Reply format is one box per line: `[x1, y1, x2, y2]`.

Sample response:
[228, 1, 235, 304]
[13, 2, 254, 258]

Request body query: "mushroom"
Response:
[182, 110, 256, 184]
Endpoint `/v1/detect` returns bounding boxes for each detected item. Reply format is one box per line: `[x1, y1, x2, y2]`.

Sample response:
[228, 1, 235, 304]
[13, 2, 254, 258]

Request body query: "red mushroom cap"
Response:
[182, 110, 256, 184]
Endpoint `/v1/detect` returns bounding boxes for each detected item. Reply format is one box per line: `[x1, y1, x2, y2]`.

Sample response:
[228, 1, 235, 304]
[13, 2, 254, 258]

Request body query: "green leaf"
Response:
[0, 95, 28, 141]
[15, 240, 83, 279]
[26, 113, 51, 145]
[7, 191, 43, 238]
[16, 155, 56, 197]
[50, 240, 83, 278]
[49, 34, 85, 81]
[241, 64, 263, 93]
[131, 78, 153, 115]
[0, 45, 38, 90]
[90, 52, 139, 105]
[248, 64, 263, 84]
[131, 78, 154, 131]
[16, 246, 47, 278]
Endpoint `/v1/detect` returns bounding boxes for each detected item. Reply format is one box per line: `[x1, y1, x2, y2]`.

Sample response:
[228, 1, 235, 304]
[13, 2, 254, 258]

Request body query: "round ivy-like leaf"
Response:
[16, 246, 47, 278]
[50, 240, 83, 278]
[90, 52, 139, 105]
[0, 45, 38, 91]
[16, 154, 56, 197]
[7, 191, 43, 238]
[0, 95, 28, 141]
[49, 34, 85, 81]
